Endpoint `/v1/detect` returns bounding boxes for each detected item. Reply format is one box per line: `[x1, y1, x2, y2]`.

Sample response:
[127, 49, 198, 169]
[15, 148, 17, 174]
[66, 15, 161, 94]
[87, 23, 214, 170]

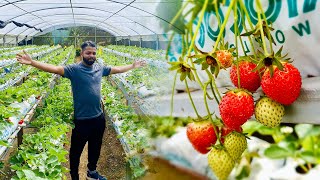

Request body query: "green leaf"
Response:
[193, 57, 205, 64]
[168, 64, 181, 71]
[301, 136, 315, 151]
[295, 124, 313, 139]
[0, 140, 10, 147]
[189, 71, 195, 81]
[23, 169, 47, 180]
[275, 46, 284, 57]
[201, 61, 209, 70]
[242, 121, 264, 136]
[257, 125, 277, 135]
[299, 151, 318, 163]
[180, 72, 186, 81]
[240, 30, 255, 36]
[264, 145, 292, 159]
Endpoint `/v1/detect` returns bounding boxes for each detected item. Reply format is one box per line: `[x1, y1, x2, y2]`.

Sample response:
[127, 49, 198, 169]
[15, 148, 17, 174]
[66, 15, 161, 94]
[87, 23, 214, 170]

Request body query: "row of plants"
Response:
[0, 47, 73, 145]
[9, 78, 73, 180]
[1, 46, 74, 179]
[106, 45, 166, 62]
[0, 48, 64, 86]
[99, 47, 171, 118]
[0, 45, 59, 67]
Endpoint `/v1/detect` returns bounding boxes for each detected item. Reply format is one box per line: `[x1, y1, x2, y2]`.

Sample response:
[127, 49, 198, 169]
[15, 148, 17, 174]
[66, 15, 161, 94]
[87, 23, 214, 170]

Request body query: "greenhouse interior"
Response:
[0, 0, 320, 180]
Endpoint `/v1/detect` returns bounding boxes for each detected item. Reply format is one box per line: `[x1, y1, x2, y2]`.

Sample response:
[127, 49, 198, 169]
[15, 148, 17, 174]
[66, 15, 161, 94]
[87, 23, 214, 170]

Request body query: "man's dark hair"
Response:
[81, 41, 96, 51]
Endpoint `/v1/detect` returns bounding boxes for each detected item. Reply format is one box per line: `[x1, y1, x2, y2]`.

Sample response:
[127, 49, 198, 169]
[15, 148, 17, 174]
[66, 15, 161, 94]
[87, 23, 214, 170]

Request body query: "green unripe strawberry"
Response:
[208, 145, 235, 180]
[255, 97, 285, 127]
[223, 131, 247, 162]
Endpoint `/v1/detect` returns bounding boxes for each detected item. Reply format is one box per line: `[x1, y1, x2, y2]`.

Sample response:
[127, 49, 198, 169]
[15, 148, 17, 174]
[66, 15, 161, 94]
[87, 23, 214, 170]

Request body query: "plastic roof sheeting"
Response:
[0, 0, 174, 37]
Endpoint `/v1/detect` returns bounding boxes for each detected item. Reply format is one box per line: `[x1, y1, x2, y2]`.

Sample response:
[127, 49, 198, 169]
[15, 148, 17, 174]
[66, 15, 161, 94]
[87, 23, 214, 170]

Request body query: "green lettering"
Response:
[275, 30, 285, 43]
[243, 40, 250, 54]
[245, 0, 282, 24]
[287, 0, 298, 18]
[303, 0, 317, 13]
[205, 10, 225, 42]
[194, 19, 206, 48]
[292, 20, 311, 36]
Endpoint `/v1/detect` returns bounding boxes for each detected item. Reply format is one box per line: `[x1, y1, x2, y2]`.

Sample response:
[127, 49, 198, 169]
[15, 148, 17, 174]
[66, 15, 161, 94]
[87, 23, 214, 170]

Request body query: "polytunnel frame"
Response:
[0, 0, 182, 37]
[2, 6, 156, 35]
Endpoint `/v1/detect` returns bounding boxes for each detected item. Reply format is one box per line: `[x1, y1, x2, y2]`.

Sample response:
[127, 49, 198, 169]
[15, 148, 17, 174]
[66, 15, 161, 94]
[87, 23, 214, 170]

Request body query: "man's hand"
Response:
[16, 50, 32, 65]
[133, 60, 147, 68]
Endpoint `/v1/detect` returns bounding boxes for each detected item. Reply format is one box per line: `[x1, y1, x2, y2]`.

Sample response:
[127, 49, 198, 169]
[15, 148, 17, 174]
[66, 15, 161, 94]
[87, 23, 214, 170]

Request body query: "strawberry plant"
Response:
[165, 0, 304, 179]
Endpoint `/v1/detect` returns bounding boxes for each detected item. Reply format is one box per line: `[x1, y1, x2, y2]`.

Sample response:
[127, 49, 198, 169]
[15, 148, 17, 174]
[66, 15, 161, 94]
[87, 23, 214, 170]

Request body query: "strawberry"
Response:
[216, 50, 233, 69]
[18, 119, 24, 125]
[230, 60, 261, 92]
[186, 120, 218, 154]
[224, 131, 247, 162]
[220, 126, 243, 143]
[219, 89, 254, 129]
[261, 62, 301, 105]
[255, 97, 285, 127]
[208, 145, 235, 180]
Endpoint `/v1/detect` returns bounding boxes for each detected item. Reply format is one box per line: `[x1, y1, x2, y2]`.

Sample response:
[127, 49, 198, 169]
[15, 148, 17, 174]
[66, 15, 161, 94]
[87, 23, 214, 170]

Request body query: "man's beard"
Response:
[83, 57, 96, 65]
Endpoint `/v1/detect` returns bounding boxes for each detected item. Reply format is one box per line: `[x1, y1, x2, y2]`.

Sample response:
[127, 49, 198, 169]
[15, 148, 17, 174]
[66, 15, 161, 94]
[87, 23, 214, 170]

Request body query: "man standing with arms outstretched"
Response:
[16, 41, 146, 180]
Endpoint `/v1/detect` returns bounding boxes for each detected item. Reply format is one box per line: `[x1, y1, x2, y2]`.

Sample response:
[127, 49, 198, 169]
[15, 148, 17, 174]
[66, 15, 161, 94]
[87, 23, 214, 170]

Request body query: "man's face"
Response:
[81, 46, 96, 65]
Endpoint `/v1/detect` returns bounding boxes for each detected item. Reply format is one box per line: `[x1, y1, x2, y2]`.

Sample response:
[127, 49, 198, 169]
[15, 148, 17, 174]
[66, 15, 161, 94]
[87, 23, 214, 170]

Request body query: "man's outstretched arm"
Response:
[110, 60, 146, 74]
[16, 50, 64, 76]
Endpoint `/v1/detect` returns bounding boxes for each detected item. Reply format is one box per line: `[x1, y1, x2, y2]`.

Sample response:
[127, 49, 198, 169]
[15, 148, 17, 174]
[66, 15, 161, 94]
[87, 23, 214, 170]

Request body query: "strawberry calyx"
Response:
[253, 46, 291, 77]
[224, 88, 253, 97]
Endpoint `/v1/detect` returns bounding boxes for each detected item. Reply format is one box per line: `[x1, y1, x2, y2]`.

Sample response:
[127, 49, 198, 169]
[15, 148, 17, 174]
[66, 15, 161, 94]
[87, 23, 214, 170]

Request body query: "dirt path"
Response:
[65, 118, 127, 180]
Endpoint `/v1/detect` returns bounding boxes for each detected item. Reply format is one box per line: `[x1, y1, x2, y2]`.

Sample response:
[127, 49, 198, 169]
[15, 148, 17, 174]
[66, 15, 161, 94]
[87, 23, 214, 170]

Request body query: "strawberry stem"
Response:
[211, 0, 236, 54]
[257, 4, 269, 56]
[170, 71, 178, 117]
[185, 79, 200, 118]
[238, 0, 258, 59]
[210, 81, 220, 103]
[233, 2, 241, 88]
[205, 69, 220, 104]
[204, 82, 220, 141]
[186, 0, 208, 57]
[214, 0, 224, 45]
[257, 0, 274, 53]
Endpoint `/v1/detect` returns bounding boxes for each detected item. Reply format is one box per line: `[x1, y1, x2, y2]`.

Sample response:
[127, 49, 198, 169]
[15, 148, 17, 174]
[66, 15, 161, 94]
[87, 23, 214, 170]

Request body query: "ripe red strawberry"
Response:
[219, 89, 254, 129]
[230, 61, 261, 92]
[220, 126, 243, 144]
[224, 131, 247, 162]
[18, 119, 24, 125]
[208, 145, 235, 180]
[186, 120, 218, 154]
[216, 50, 233, 69]
[261, 63, 301, 105]
[255, 97, 285, 127]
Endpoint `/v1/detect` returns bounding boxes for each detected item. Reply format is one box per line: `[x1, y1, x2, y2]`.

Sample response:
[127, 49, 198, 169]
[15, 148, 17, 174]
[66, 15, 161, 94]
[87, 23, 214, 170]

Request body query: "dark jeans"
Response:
[69, 113, 106, 180]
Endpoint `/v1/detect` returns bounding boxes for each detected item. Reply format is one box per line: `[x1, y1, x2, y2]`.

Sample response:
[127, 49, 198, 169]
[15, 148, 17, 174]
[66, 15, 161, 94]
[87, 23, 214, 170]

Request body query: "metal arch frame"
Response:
[21, 21, 123, 38]
[23, 13, 141, 36]
[9, 17, 131, 37]
[4, 23, 118, 45]
[1, 3, 158, 35]
[31, 23, 118, 37]
[101, 0, 184, 34]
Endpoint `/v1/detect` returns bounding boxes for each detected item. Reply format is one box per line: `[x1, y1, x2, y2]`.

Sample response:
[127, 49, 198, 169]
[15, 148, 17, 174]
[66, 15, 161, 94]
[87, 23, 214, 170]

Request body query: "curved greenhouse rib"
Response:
[102, 0, 184, 33]
[1, 6, 159, 36]
[7, 18, 132, 37]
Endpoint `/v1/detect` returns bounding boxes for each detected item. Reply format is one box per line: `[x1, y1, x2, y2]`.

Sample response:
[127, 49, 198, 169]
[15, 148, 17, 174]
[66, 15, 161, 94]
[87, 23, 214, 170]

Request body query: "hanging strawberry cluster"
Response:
[168, 0, 302, 179]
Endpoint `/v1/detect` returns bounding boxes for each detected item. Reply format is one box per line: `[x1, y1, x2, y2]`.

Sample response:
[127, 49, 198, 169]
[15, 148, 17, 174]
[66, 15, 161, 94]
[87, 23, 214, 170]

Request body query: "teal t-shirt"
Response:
[63, 62, 111, 120]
